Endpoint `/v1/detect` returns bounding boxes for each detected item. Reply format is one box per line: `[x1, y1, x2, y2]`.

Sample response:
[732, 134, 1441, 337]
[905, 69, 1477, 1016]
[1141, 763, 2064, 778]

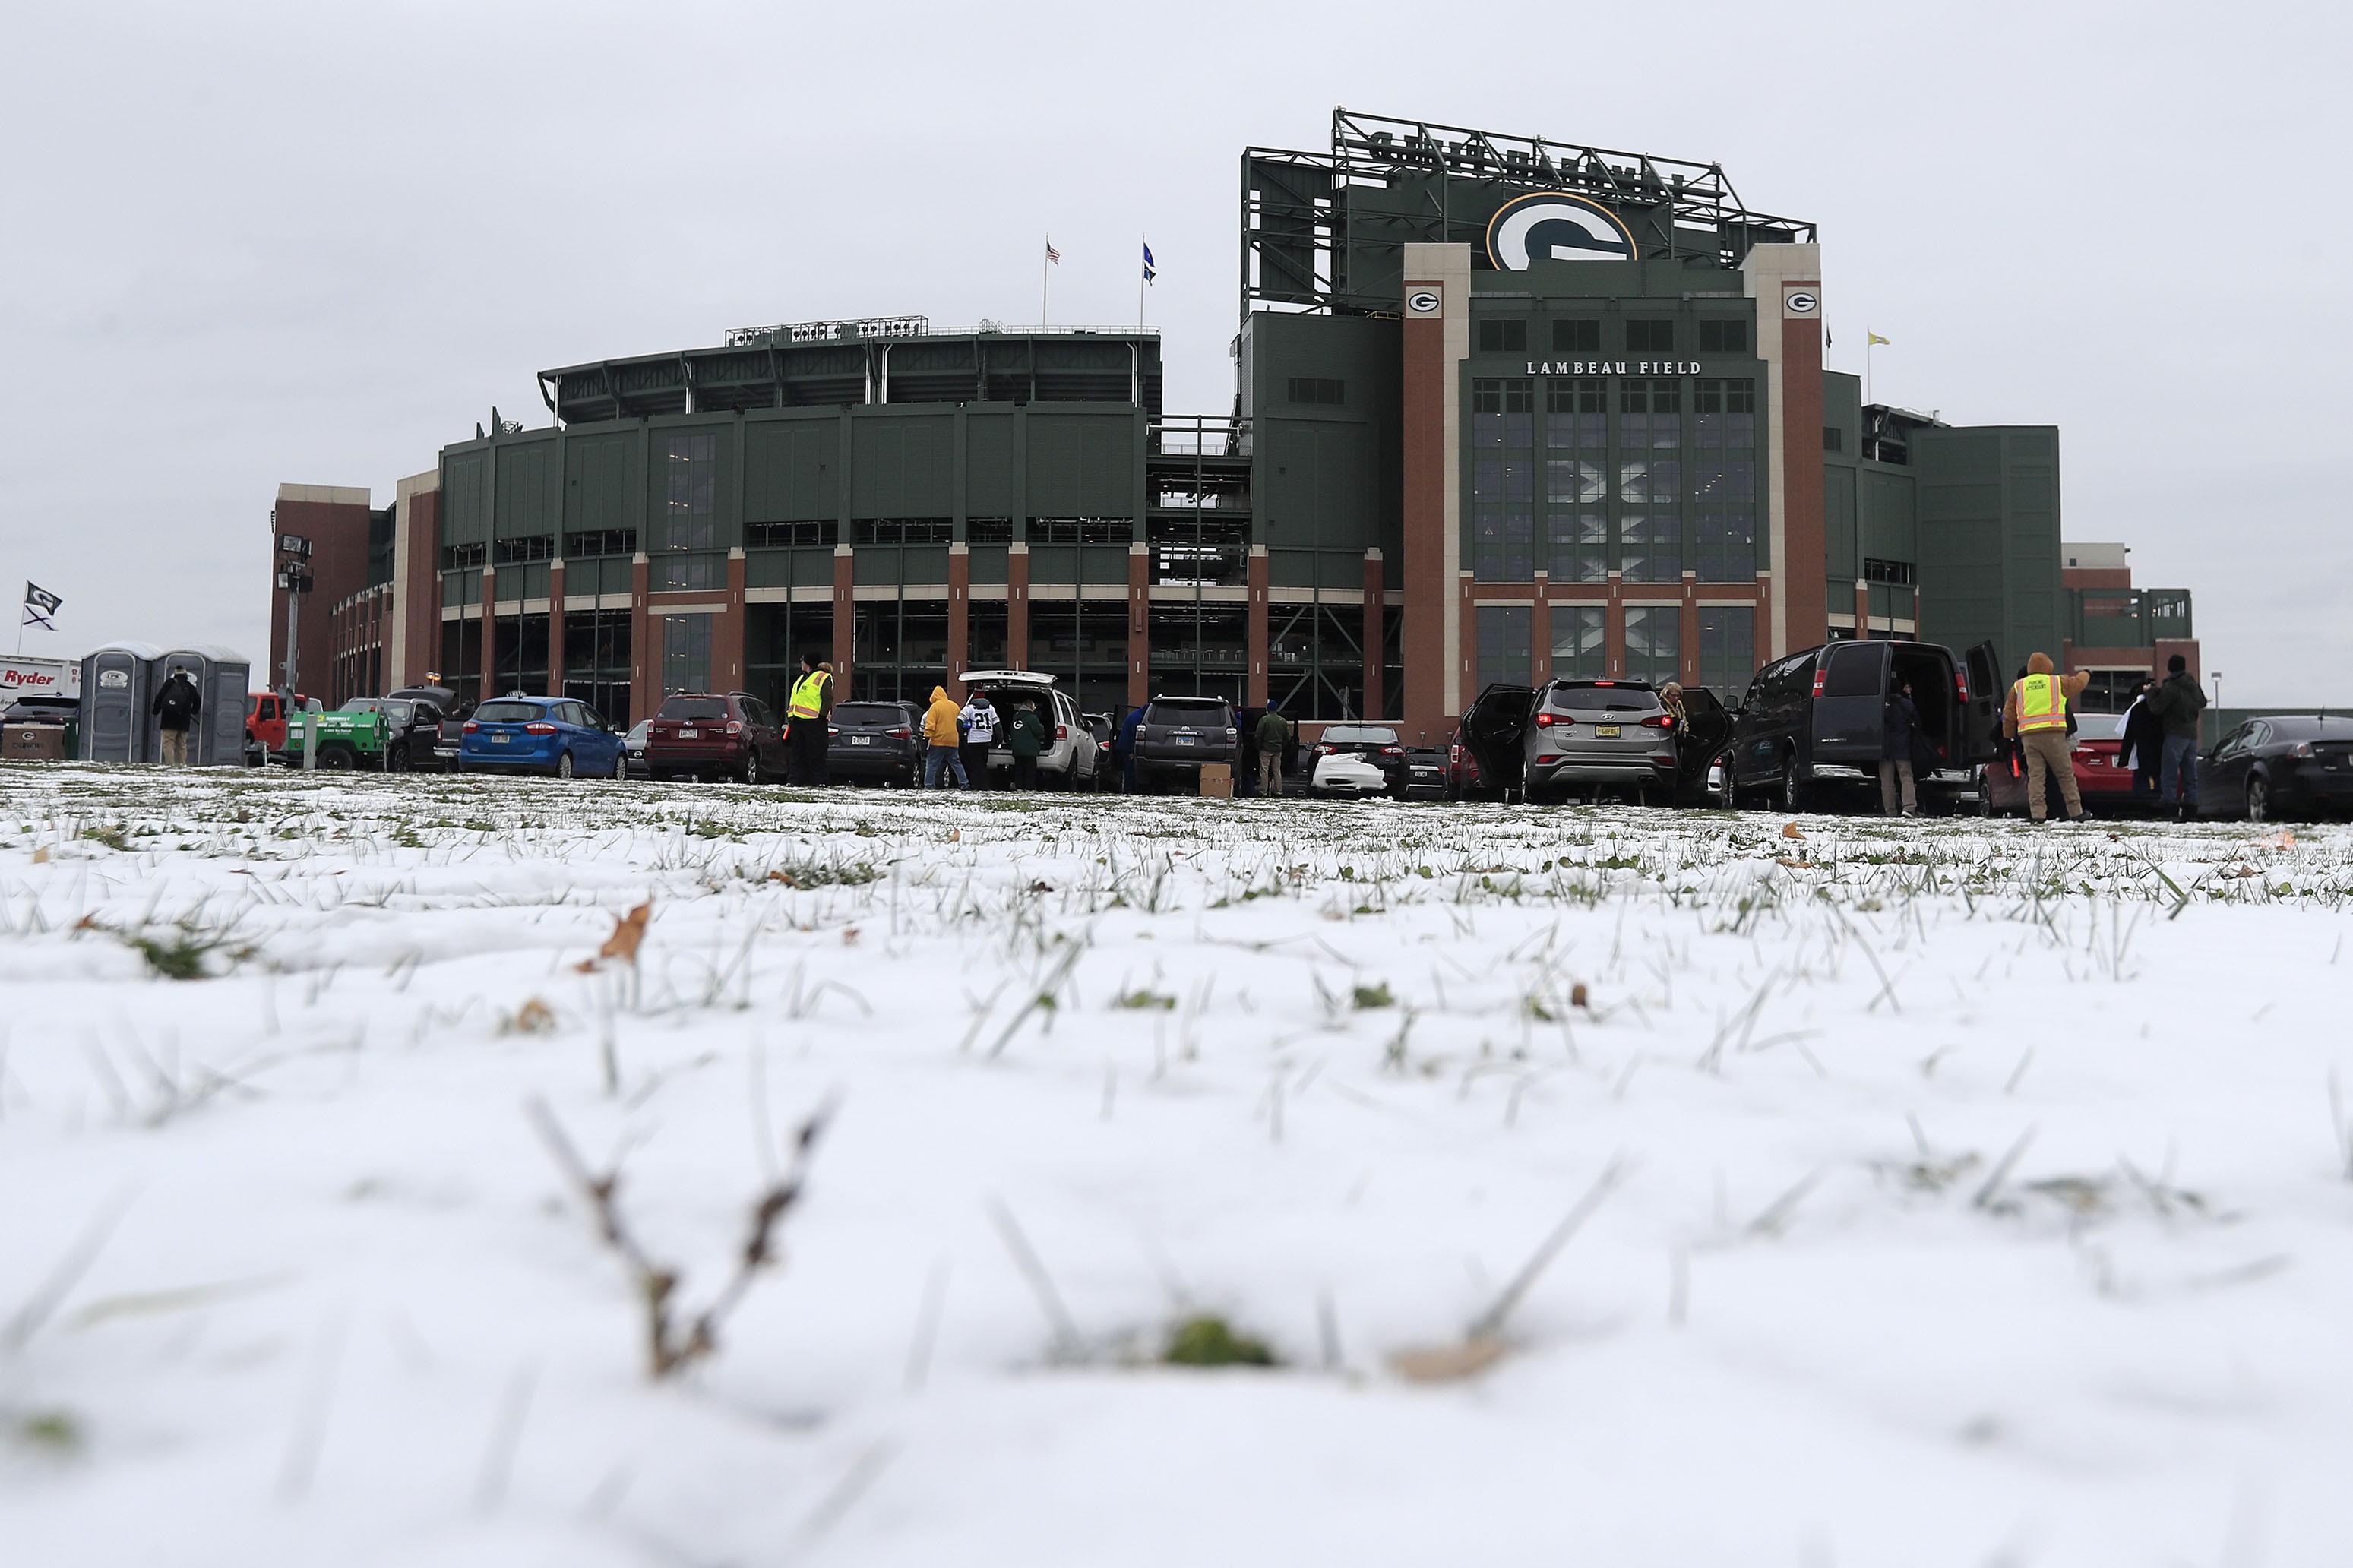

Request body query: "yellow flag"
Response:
[1867, 331, 1891, 346]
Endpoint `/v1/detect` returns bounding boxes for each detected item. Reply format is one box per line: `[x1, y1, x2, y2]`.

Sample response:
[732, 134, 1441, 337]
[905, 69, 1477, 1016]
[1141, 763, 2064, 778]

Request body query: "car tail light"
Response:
[1641, 713, 1675, 729]
[461, 720, 479, 735]
[1449, 744, 1462, 761]
[2294, 741, 2315, 757]
[1811, 667, 1826, 697]
[524, 722, 558, 735]
[1592, 679, 1617, 687]
[890, 726, 912, 738]
[827, 726, 839, 736]
[1380, 745, 1404, 756]
[1057, 725, 1068, 740]
[726, 722, 742, 735]
[1533, 713, 1555, 728]
[1955, 669, 1969, 700]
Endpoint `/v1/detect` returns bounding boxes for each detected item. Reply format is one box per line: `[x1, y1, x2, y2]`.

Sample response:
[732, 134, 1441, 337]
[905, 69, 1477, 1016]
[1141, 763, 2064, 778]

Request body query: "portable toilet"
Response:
[81, 642, 165, 762]
[158, 646, 252, 766]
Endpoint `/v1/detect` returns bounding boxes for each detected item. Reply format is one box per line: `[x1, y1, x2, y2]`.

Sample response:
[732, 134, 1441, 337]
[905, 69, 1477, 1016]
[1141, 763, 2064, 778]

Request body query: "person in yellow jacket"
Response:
[921, 685, 969, 789]
[2003, 651, 2092, 823]
[786, 657, 836, 786]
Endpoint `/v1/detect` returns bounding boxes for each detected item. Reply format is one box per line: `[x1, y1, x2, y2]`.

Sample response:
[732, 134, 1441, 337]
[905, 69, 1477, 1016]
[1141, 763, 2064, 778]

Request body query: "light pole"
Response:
[276, 531, 314, 767]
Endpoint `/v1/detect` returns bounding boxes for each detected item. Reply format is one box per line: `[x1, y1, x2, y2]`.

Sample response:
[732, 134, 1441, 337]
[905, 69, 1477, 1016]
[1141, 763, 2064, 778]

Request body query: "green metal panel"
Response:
[1269, 549, 1320, 589]
[743, 418, 839, 522]
[442, 449, 487, 543]
[1026, 413, 1140, 517]
[1028, 544, 1079, 582]
[1077, 545, 1129, 583]
[852, 416, 954, 517]
[1244, 312, 1399, 557]
[968, 545, 1008, 585]
[1859, 469, 1915, 567]
[564, 432, 635, 536]
[1915, 426, 2064, 672]
[493, 438, 560, 541]
[966, 415, 1016, 514]
[1823, 464, 1858, 581]
[517, 562, 550, 602]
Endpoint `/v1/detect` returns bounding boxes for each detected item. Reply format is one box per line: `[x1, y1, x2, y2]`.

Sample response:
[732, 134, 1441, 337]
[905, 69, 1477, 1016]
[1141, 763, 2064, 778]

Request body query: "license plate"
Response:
[493, 733, 511, 744]
[1596, 725, 1621, 738]
[851, 735, 872, 746]
[680, 728, 699, 739]
[1175, 734, 1197, 746]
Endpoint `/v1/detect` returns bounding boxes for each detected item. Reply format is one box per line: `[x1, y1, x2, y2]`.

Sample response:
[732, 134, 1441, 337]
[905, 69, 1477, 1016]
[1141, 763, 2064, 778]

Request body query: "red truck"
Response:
[244, 691, 312, 765]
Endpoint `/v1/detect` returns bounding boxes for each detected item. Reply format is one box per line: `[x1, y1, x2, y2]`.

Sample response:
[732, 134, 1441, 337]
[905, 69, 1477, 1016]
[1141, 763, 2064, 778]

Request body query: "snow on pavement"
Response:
[1, 764, 2350, 1566]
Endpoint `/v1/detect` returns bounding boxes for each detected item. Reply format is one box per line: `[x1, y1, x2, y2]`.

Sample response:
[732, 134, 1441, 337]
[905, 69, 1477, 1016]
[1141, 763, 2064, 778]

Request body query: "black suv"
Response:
[1728, 639, 2002, 812]
[827, 700, 926, 786]
[1131, 695, 1241, 792]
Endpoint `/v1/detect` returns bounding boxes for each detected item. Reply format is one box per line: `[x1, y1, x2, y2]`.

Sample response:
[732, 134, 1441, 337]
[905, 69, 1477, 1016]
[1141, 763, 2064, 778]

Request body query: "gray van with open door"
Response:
[1728, 639, 2002, 812]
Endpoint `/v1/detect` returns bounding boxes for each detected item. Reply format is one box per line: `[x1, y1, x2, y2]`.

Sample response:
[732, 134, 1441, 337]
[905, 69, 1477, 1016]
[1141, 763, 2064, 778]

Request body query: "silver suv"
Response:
[960, 670, 1098, 789]
[1521, 679, 1681, 804]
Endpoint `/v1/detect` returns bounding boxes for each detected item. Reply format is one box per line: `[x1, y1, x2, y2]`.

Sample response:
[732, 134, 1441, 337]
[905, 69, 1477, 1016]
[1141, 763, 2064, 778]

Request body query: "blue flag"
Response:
[1142, 242, 1156, 284]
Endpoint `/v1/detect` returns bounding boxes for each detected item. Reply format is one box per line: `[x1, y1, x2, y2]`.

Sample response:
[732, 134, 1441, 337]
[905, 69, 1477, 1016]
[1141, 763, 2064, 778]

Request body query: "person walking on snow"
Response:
[958, 691, 998, 790]
[1254, 706, 1292, 796]
[1115, 705, 1143, 792]
[150, 669, 202, 766]
[2120, 677, 2163, 800]
[2145, 654, 2207, 820]
[921, 685, 968, 789]
[2004, 652, 2089, 823]
[1005, 700, 1048, 789]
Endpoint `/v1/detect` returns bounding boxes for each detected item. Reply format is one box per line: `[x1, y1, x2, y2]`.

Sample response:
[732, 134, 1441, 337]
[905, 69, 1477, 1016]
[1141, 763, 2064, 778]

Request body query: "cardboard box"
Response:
[2, 725, 68, 761]
[1198, 762, 1232, 798]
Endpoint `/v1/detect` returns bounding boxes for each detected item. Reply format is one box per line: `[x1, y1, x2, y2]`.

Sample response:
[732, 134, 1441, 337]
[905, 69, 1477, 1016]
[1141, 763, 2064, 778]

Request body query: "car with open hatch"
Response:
[1729, 638, 2002, 813]
[958, 670, 1097, 789]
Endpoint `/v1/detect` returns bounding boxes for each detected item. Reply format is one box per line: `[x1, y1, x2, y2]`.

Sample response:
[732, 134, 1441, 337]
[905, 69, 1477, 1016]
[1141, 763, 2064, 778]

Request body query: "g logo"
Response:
[1485, 192, 1637, 270]
[1406, 290, 1441, 315]
[1784, 290, 1820, 315]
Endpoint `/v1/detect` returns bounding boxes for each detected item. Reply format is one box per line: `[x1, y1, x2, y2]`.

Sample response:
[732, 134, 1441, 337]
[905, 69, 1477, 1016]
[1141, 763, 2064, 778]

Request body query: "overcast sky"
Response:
[3, 2, 2343, 702]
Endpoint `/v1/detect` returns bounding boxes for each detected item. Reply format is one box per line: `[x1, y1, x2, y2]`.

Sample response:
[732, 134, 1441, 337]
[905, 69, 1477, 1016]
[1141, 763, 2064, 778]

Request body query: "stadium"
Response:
[275, 108, 2199, 735]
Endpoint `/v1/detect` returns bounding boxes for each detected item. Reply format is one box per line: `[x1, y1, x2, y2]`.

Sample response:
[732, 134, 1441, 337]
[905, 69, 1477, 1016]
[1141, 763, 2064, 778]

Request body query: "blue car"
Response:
[457, 695, 627, 779]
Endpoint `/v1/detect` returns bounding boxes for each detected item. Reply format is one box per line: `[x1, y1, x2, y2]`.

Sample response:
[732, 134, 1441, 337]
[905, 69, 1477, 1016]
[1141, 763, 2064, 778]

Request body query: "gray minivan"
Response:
[1728, 639, 2003, 812]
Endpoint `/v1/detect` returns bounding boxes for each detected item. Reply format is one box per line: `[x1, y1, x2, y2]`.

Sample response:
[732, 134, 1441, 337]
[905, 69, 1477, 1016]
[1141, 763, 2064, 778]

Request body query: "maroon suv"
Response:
[644, 692, 788, 783]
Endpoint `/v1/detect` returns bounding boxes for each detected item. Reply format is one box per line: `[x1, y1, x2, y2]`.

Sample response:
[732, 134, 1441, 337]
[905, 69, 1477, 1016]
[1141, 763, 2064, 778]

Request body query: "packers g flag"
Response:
[1868, 331, 1891, 346]
[22, 581, 60, 631]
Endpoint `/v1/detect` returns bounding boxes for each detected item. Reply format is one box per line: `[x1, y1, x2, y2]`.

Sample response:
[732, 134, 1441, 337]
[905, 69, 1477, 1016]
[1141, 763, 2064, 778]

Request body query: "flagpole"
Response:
[1042, 237, 1050, 325]
[1138, 234, 1146, 329]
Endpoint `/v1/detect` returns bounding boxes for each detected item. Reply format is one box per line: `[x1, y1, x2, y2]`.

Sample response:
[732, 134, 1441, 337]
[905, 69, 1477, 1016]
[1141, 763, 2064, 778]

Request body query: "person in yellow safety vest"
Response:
[786, 656, 834, 786]
[2002, 651, 2092, 822]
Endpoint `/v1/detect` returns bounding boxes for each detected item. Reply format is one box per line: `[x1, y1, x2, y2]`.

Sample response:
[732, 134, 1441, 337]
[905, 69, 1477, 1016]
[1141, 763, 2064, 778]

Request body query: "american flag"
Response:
[1045, 237, 1061, 264]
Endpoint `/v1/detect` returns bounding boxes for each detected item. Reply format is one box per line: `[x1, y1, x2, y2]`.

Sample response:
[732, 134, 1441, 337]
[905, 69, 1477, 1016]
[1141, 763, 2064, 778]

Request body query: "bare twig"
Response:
[1466, 1155, 1630, 1342]
[985, 1197, 1082, 1359]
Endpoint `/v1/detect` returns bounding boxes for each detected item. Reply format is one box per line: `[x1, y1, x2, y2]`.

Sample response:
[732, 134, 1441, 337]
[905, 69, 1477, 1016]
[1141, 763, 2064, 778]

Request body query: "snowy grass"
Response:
[1, 762, 2349, 1565]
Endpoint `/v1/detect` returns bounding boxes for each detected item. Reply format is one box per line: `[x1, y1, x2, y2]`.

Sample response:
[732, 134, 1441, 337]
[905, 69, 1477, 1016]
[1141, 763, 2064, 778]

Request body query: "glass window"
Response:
[662, 433, 718, 590]
[1821, 642, 1883, 698]
[1695, 510, 1757, 583]
[660, 613, 712, 696]
[1472, 510, 1533, 581]
[1627, 319, 1675, 352]
[1548, 514, 1608, 583]
[1624, 607, 1681, 686]
[1546, 460, 1606, 505]
[1545, 378, 1607, 450]
[1477, 319, 1528, 354]
[1287, 377, 1346, 405]
[1475, 606, 1531, 691]
[1621, 514, 1682, 583]
[1552, 319, 1601, 353]
[1695, 379, 1756, 448]
[1619, 458, 1681, 505]
[1697, 606, 1756, 700]
[1697, 319, 1750, 352]
[1551, 605, 1605, 677]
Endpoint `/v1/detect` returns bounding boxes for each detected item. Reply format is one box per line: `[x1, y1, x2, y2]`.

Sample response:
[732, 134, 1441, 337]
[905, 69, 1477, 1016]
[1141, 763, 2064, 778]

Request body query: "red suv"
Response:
[644, 692, 788, 783]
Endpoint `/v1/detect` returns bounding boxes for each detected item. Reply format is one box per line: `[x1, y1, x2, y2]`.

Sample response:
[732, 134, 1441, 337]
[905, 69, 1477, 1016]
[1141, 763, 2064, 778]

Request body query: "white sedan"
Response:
[1310, 748, 1391, 796]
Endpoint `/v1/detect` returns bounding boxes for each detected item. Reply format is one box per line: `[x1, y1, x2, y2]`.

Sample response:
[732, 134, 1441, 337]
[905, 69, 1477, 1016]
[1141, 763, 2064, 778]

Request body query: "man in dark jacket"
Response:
[1253, 707, 1292, 797]
[2120, 678, 2163, 799]
[1006, 700, 1048, 789]
[1879, 681, 1924, 817]
[2146, 654, 2206, 819]
[150, 669, 202, 766]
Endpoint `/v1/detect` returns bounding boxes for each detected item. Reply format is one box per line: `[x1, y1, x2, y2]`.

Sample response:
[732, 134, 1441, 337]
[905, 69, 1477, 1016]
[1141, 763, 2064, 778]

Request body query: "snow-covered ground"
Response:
[2, 763, 2350, 1566]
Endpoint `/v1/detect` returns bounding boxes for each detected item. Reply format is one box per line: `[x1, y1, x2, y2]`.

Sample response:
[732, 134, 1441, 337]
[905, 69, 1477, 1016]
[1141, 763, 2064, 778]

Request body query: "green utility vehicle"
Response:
[280, 703, 387, 770]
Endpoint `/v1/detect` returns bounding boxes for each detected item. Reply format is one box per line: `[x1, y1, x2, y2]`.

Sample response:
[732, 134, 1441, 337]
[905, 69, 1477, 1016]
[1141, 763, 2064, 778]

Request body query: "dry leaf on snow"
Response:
[1780, 822, 1806, 840]
[1390, 1336, 1508, 1383]
[577, 900, 652, 972]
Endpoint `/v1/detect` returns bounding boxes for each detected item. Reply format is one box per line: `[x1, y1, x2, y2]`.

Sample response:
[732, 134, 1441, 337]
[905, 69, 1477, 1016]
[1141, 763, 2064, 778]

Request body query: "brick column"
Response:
[479, 564, 498, 696]
[547, 558, 568, 695]
[1604, 570, 1625, 678]
[1127, 541, 1150, 709]
[1781, 300, 1830, 653]
[718, 548, 748, 691]
[831, 544, 855, 684]
[1007, 542, 1030, 672]
[1529, 571, 1552, 688]
[1681, 571, 1701, 687]
[1246, 544, 1270, 707]
[1360, 548, 1385, 720]
[630, 553, 654, 723]
[948, 542, 971, 684]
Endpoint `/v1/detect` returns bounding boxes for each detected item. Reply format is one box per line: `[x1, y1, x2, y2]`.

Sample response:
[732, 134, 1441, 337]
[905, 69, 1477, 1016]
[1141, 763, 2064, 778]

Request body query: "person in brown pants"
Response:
[2003, 651, 2091, 822]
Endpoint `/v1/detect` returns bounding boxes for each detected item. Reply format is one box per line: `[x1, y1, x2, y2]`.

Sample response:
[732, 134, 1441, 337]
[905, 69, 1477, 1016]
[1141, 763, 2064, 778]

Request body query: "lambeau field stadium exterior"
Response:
[276, 109, 2198, 733]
